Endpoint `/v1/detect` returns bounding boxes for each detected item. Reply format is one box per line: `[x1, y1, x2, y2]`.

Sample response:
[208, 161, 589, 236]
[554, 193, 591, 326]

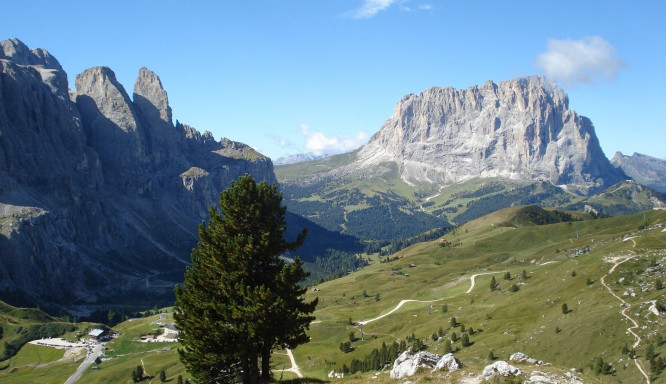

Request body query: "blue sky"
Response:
[3, 1, 665, 160]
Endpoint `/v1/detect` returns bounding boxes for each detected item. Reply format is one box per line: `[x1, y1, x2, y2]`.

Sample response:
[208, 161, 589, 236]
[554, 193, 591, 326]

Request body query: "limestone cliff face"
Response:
[356, 76, 625, 192]
[0, 39, 275, 313]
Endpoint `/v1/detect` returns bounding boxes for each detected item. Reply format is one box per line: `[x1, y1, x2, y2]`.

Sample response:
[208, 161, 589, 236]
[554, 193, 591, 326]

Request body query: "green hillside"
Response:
[2, 209, 665, 383]
[294, 209, 666, 382]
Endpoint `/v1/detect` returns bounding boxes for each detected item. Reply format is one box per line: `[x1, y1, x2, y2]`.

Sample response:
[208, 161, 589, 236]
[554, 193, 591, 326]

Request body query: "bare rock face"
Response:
[0, 39, 276, 314]
[356, 76, 624, 192]
[482, 361, 522, 380]
[611, 152, 666, 193]
[390, 350, 462, 379]
[133, 67, 172, 125]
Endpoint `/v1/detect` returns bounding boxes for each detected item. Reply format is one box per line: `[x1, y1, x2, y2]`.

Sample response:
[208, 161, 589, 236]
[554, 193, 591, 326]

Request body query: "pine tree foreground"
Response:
[174, 175, 318, 384]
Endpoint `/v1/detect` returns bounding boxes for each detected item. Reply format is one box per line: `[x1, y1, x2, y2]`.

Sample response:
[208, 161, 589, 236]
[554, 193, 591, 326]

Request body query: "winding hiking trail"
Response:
[599, 238, 650, 384]
[359, 299, 444, 326]
[465, 271, 506, 294]
[274, 348, 303, 379]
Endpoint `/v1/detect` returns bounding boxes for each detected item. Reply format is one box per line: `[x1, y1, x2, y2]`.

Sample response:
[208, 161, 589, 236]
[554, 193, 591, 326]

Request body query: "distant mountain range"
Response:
[276, 76, 663, 239]
[274, 152, 329, 165]
[611, 152, 666, 193]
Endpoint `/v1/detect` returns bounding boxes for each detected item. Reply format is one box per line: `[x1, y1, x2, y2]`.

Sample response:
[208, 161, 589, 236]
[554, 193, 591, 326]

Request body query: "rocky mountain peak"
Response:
[74, 66, 146, 181]
[0, 38, 68, 95]
[356, 75, 623, 192]
[0, 39, 276, 312]
[133, 67, 172, 125]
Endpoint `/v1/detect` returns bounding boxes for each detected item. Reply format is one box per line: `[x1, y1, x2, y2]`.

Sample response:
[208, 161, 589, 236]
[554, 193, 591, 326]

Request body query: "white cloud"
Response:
[350, 0, 398, 18]
[300, 123, 368, 155]
[535, 36, 626, 86]
[348, 0, 433, 18]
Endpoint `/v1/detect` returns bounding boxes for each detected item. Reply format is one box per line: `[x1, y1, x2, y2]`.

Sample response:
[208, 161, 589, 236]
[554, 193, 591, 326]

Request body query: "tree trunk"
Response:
[260, 346, 272, 383]
[242, 357, 260, 384]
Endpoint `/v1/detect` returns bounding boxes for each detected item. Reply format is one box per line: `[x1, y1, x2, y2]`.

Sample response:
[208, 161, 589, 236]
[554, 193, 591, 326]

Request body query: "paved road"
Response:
[64, 343, 103, 384]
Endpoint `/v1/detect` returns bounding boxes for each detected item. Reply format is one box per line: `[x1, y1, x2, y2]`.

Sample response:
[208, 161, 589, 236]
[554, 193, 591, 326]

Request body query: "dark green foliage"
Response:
[646, 343, 655, 361]
[441, 304, 448, 313]
[349, 331, 356, 342]
[571, 270, 577, 277]
[431, 332, 439, 341]
[460, 324, 466, 333]
[308, 249, 368, 285]
[345, 203, 449, 240]
[562, 303, 569, 314]
[339, 341, 352, 353]
[555, 326, 561, 334]
[509, 284, 519, 292]
[461, 333, 470, 347]
[650, 356, 665, 377]
[343, 340, 404, 374]
[621, 344, 629, 354]
[656, 279, 664, 290]
[444, 339, 453, 353]
[160, 369, 166, 382]
[488, 350, 495, 361]
[590, 356, 615, 375]
[173, 175, 317, 384]
[411, 337, 424, 351]
[503, 272, 511, 280]
[586, 277, 593, 285]
[131, 365, 143, 383]
[0, 322, 76, 361]
[438, 327, 445, 337]
[379, 226, 452, 256]
[450, 316, 457, 327]
[490, 276, 497, 291]
[451, 332, 458, 342]
[522, 270, 528, 279]
[177, 375, 183, 384]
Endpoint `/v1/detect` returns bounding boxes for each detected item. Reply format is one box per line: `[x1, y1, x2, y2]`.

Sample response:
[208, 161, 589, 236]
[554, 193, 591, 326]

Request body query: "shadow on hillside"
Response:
[278, 378, 328, 384]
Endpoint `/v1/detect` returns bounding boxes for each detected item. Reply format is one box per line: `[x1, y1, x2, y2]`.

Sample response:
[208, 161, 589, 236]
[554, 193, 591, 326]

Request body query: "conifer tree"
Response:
[490, 276, 497, 291]
[174, 175, 317, 384]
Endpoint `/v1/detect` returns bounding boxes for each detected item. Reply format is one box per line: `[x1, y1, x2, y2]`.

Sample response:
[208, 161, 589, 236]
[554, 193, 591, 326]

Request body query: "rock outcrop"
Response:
[509, 352, 546, 365]
[354, 76, 625, 192]
[389, 350, 462, 379]
[482, 361, 522, 380]
[0, 39, 275, 314]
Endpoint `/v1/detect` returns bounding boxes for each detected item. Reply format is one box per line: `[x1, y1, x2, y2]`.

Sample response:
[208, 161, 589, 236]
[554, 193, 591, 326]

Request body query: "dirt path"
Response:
[600, 255, 650, 384]
[465, 272, 506, 294]
[623, 236, 638, 248]
[274, 348, 303, 379]
[358, 299, 444, 326]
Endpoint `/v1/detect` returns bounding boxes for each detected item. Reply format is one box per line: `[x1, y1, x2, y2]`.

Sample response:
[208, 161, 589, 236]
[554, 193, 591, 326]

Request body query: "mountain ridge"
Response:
[0, 38, 275, 313]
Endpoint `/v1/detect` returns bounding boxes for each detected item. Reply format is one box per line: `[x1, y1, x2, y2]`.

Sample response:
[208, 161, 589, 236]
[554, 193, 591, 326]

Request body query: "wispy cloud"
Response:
[350, 0, 398, 18]
[267, 134, 294, 149]
[300, 124, 368, 155]
[535, 36, 626, 86]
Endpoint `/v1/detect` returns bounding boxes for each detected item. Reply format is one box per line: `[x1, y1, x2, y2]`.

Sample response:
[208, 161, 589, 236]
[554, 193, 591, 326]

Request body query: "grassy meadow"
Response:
[0, 208, 664, 383]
